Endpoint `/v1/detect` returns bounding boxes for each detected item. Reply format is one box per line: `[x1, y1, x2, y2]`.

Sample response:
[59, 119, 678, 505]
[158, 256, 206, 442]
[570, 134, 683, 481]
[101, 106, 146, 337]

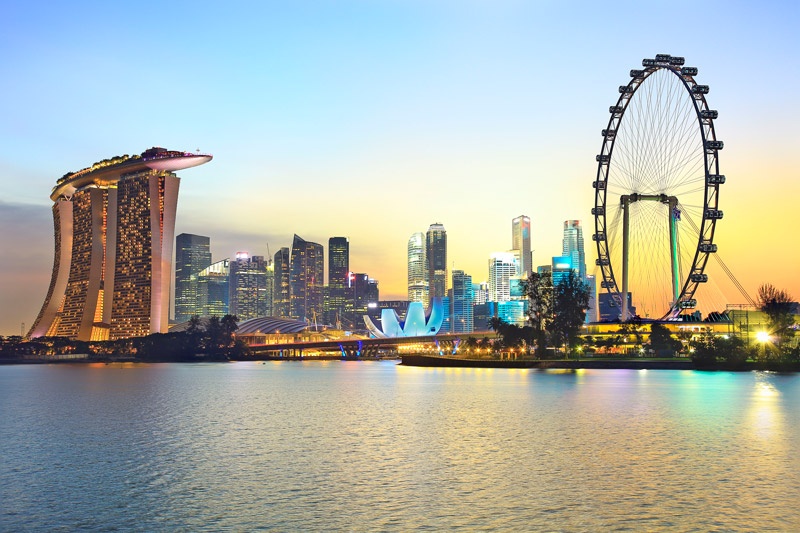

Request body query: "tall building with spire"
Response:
[174, 233, 211, 322]
[28, 147, 211, 341]
[512, 215, 532, 277]
[426, 223, 447, 302]
[407, 232, 428, 306]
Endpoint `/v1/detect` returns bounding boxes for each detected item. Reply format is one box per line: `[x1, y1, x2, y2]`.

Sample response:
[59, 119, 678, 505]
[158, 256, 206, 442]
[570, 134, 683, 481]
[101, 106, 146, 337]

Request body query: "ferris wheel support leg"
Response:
[668, 197, 681, 308]
[621, 197, 630, 321]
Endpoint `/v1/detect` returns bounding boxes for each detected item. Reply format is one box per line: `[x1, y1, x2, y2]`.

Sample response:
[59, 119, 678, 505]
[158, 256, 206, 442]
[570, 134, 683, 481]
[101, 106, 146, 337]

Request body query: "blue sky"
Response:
[1, 1, 798, 334]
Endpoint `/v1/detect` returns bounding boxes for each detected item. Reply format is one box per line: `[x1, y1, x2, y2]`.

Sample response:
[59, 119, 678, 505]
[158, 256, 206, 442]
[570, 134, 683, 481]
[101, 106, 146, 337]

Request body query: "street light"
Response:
[756, 331, 770, 359]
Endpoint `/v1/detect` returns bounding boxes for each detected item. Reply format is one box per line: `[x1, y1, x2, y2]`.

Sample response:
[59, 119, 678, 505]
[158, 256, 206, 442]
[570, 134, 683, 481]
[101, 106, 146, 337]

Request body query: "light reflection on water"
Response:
[1, 362, 798, 531]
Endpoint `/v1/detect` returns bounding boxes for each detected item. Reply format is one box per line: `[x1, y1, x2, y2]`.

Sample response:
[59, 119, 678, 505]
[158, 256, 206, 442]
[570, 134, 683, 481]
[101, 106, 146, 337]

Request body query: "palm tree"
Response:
[488, 316, 506, 335]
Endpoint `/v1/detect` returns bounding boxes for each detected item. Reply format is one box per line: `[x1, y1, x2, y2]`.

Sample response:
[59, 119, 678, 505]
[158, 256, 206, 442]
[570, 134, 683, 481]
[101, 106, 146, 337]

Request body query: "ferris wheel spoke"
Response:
[594, 55, 722, 319]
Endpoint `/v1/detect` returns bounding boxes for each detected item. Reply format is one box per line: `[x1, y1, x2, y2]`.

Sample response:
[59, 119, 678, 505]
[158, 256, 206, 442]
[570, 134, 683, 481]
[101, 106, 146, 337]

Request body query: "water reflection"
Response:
[0, 364, 798, 531]
[747, 372, 785, 445]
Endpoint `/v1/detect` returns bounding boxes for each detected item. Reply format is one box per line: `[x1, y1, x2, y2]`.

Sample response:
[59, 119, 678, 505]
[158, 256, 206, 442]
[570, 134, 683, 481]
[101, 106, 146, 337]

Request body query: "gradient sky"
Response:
[1, 1, 798, 335]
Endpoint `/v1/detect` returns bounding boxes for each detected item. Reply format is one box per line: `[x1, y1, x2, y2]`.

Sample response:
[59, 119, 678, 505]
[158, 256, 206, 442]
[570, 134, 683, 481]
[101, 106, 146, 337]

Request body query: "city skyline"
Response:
[1, 2, 799, 335]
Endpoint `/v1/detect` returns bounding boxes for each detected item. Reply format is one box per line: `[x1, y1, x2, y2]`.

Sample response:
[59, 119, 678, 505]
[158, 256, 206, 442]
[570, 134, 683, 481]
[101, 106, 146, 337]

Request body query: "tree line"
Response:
[1, 315, 249, 362]
[692, 284, 799, 369]
[489, 270, 591, 358]
[487, 273, 798, 367]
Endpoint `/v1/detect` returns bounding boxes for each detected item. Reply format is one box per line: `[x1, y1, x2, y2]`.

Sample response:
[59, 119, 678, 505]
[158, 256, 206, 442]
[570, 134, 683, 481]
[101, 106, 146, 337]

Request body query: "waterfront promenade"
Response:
[400, 354, 695, 370]
[6, 353, 796, 371]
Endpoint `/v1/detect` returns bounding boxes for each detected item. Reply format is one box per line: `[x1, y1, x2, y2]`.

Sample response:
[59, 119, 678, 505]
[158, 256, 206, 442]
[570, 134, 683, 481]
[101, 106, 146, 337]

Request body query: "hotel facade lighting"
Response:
[29, 147, 212, 341]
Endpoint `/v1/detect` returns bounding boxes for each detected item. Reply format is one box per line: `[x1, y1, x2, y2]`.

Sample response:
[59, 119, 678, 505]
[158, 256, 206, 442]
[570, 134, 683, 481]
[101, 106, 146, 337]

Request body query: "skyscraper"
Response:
[451, 270, 474, 333]
[29, 147, 211, 341]
[599, 292, 635, 322]
[407, 232, 428, 306]
[273, 247, 291, 318]
[290, 235, 324, 323]
[552, 255, 574, 286]
[326, 237, 349, 325]
[174, 233, 211, 322]
[473, 281, 488, 305]
[229, 252, 269, 321]
[264, 257, 274, 318]
[512, 215, 532, 277]
[562, 220, 586, 280]
[488, 252, 528, 325]
[563, 220, 592, 322]
[351, 273, 379, 320]
[197, 258, 230, 317]
[426, 223, 447, 302]
[488, 252, 519, 302]
[586, 274, 598, 323]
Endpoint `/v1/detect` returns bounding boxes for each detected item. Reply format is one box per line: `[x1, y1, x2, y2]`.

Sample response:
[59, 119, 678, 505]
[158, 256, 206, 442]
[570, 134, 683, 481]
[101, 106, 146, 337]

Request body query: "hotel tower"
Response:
[28, 147, 212, 341]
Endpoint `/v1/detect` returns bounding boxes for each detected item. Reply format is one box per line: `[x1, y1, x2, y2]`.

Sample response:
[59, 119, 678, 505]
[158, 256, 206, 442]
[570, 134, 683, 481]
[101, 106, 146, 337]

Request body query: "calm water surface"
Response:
[1, 362, 798, 531]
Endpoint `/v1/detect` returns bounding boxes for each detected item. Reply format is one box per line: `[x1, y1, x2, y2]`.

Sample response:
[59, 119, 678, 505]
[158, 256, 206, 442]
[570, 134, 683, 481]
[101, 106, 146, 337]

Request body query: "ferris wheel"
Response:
[592, 54, 724, 320]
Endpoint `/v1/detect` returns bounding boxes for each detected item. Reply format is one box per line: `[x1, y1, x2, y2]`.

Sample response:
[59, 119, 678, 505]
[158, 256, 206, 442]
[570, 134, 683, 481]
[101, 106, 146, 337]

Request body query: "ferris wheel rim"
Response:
[592, 54, 724, 320]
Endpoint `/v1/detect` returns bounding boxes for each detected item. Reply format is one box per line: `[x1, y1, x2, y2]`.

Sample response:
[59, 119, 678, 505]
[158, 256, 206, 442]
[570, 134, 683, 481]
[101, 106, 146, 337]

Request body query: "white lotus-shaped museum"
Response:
[364, 298, 444, 338]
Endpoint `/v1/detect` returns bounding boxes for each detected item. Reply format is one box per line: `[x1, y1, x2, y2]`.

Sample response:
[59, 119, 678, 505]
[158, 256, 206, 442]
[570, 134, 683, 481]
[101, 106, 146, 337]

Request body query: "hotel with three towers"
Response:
[28, 147, 211, 341]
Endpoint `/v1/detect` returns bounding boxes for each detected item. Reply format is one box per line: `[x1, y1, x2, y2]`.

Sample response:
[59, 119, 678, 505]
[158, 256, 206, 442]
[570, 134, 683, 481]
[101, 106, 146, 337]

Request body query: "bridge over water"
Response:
[247, 333, 488, 359]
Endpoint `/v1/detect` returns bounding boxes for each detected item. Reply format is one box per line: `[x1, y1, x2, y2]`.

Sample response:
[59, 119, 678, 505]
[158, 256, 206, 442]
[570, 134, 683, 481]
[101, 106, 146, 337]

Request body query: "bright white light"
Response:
[756, 331, 770, 343]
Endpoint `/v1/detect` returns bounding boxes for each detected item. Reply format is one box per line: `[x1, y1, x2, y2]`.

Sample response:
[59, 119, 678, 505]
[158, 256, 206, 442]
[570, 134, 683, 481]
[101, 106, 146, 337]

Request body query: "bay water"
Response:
[1, 362, 798, 531]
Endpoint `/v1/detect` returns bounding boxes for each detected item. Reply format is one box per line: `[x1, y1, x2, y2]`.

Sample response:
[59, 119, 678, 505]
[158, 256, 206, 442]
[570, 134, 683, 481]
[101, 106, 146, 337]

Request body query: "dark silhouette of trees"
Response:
[463, 337, 477, 349]
[691, 333, 751, 370]
[487, 317, 533, 352]
[524, 270, 590, 357]
[187, 315, 202, 336]
[5, 314, 249, 362]
[199, 315, 246, 359]
[134, 332, 197, 361]
[648, 323, 682, 356]
[525, 271, 553, 356]
[549, 271, 591, 355]
[615, 321, 644, 354]
[757, 284, 796, 347]
[488, 316, 505, 336]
